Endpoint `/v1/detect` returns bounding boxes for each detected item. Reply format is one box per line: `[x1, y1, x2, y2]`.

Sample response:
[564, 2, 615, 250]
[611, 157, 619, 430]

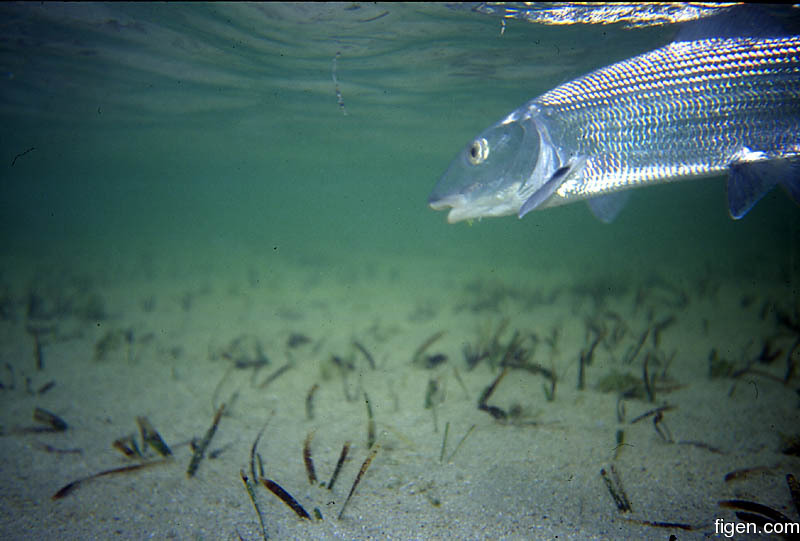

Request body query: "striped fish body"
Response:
[429, 34, 800, 223]
[535, 36, 800, 208]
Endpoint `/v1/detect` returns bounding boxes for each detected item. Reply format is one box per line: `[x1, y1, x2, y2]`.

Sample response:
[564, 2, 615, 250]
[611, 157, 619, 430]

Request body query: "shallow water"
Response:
[1, 4, 799, 540]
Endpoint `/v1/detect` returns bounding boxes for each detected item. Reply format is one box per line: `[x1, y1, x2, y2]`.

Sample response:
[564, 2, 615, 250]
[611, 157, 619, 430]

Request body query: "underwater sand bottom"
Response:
[0, 243, 797, 540]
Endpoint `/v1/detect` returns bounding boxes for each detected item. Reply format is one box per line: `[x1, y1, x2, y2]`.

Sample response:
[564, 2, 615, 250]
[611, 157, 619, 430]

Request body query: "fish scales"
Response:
[538, 37, 800, 201]
[429, 30, 800, 223]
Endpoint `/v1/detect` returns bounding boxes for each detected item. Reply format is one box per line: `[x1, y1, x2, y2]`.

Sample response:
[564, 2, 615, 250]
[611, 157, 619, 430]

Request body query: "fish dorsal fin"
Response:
[676, 5, 787, 41]
[586, 191, 631, 223]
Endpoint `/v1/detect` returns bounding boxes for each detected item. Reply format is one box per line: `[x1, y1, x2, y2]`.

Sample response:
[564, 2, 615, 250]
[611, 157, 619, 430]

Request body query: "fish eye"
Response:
[467, 137, 489, 165]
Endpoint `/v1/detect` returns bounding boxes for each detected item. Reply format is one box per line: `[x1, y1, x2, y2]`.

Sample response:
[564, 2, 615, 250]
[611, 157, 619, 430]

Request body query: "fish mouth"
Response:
[428, 194, 473, 223]
[429, 189, 524, 223]
[428, 194, 462, 211]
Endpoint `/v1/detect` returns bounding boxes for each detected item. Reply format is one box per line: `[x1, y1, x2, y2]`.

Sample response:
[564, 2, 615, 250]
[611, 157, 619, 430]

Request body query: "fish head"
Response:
[428, 108, 543, 223]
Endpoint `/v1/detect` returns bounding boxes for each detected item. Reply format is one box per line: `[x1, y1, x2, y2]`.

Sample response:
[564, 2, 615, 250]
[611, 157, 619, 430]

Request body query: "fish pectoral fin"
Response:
[518, 173, 562, 217]
[518, 157, 585, 218]
[727, 157, 797, 219]
[586, 191, 631, 223]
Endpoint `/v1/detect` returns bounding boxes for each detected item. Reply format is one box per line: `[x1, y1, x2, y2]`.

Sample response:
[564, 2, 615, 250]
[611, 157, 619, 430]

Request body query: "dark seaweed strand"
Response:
[338, 444, 380, 520]
[187, 403, 225, 477]
[652, 411, 673, 443]
[259, 363, 291, 389]
[600, 466, 632, 512]
[439, 421, 450, 463]
[112, 436, 141, 458]
[424, 379, 439, 410]
[651, 315, 676, 348]
[303, 431, 317, 484]
[787, 474, 800, 517]
[625, 328, 650, 364]
[37, 380, 56, 395]
[624, 518, 694, 531]
[262, 479, 310, 520]
[208, 443, 231, 459]
[353, 340, 376, 369]
[427, 381, 440, 432]
[731, 511, 775, 528]
[586, 329, 603, 364]
[32, 331, 43, 370]
[629, 405, 675, 424]
[364, 392, 376, 449]
[676, 440, 724, 454]
[241, 470, 269, 540]
[543, 370, 556, 402]
[478, 367, 509, 420]
[723, 466, 770, 483]
[452, 366, 470, 399]
[211, 365, 235, 413]
[250, 412, 275, 482]
[785, 336, 800, 383]
[478, 366, 508, 406]
[33, 442, 81, 455]
[52, 459, 170, 500]
[613, 429, 626, 460]
[447, 424, 476, 463]
[616, 396, 626, 423]
[305, 384, 319, 421]
[412, 331, 445, 364]
[33, 407, 68, 431]
[719, 499, 793, 523]
[136, 416, 172, 457]
[11, 146, 35, 167]
[328, 442, 350, 490]
[499, 330, 521, 367]
[755, 339, 784, 364]
[642, 352, 654, 402]
[256, 453, 265, 479]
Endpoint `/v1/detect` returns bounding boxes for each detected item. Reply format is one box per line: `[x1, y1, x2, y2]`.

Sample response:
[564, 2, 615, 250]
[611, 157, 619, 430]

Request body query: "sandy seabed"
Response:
[1, 244, 798, 541]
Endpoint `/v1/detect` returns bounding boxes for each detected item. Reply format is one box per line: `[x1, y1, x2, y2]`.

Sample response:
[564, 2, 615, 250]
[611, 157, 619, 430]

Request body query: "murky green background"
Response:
[1, 3, 797, 283]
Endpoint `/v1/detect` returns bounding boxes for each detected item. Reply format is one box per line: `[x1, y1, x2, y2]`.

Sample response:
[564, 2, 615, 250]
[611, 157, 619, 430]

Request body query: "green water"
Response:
[3, 3, 795, 283]
[1, 5, 799, 539]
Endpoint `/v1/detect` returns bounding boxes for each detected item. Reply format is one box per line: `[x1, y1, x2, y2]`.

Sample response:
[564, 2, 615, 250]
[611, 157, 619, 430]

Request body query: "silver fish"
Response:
[429, 33, 800, 223]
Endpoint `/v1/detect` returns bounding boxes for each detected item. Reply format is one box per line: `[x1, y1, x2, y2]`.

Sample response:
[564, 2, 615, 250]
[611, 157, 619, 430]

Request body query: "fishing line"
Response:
[332, 51, 348, 116]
